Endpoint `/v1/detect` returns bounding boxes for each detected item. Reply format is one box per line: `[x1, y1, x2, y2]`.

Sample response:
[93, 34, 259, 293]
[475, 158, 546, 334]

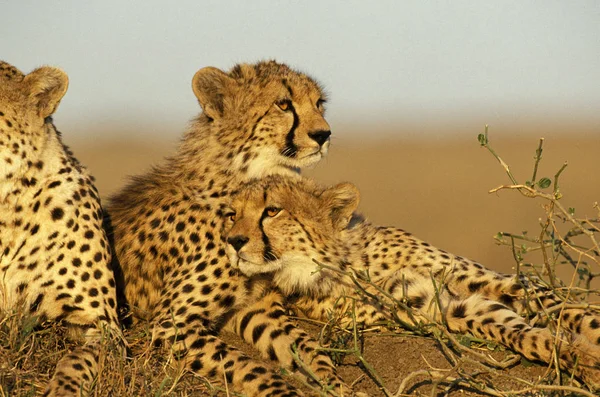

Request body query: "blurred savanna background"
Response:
[5, 0, 597, 278]
[3, 1, 600, 393]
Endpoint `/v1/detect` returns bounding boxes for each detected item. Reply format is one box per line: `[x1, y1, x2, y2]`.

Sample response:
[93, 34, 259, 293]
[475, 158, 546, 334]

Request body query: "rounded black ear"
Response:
[192, 66, 235, 119]
[324, 182, 360, 230]
[23, 66, 69, 118]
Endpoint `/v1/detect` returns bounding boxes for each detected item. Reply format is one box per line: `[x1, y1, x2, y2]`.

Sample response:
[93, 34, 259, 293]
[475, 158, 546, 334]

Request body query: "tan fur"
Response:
[107, 61, 352, 396]
[0, 61, 122, 396]
[226, 175, 600, 390]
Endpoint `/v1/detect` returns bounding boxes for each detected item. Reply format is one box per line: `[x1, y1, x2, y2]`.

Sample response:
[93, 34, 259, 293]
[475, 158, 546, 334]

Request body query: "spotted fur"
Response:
[106, 61, 353, 396]
[226, 175, 600, 390]
[0, 61, 122, 396]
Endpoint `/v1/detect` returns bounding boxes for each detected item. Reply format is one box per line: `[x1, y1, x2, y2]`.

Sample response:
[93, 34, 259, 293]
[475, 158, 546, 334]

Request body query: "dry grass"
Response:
[0, 312, 216, 396]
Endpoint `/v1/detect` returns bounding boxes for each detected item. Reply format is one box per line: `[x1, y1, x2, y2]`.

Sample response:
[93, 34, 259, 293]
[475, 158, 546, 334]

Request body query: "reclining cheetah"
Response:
[0, 61, 122, 396]
[106, 61, 352, 396]
[225, 175, 600, 390]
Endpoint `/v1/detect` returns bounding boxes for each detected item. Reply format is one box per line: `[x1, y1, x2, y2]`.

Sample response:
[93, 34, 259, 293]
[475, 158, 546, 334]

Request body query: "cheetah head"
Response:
[0, 61, 68, 182]
[224, 176, 360, 294]
[191, 61, 331, 177]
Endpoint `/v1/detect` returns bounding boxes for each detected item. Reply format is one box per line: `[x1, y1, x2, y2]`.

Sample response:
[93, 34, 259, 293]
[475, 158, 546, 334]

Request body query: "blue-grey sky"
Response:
[3, 0, 600, 139]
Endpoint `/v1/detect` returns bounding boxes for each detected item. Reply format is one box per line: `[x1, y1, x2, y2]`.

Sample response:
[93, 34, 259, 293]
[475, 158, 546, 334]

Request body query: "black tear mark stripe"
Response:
[259, 206, 278, 262]
[281, 80, 299, 158]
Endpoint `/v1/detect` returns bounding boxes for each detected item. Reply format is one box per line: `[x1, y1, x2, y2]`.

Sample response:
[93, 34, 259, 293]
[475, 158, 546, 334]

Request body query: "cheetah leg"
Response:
[441, 261, 600, 346]
[43, 344, 98, 397]
[366, 272, 600, 389]
[445, 294, 600, 390]
[41, 316, 124, 397]
[151, 312, 303, 397]
[226, 291, 350, 395]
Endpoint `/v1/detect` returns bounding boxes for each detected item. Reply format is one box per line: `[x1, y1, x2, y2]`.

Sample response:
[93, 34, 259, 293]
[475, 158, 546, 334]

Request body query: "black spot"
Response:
[51, 207, 64, 221]
[252, 323, 268, 343]
[243, 373, 257, 382]
[451, 303, 467, 319]
[201, 285, 213, 295]
[29, 294, 44, 312]
[468, 280, 488, 292]
[219, 295, 235, 308]
[190, 359, 203, 371]
[240, 309, 265, 335]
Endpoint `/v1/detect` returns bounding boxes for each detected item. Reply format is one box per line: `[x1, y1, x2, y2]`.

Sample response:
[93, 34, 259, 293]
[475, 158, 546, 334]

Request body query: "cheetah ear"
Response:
[23, 66, 69, 119]
[323, 182, 360, 230]
[192, 66, 236, 120]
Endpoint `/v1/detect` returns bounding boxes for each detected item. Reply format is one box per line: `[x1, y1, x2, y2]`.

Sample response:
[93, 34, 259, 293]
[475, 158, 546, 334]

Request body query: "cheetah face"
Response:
[192, 61, 331, 177]
[0, 61, 68, 184]
[225, 176, 359, 293]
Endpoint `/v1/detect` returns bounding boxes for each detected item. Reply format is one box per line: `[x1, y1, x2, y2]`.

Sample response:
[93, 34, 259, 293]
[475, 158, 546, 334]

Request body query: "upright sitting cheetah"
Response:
[225, 175, 600, 390]
[107, 61, 351, 396]
[0, 61, 121, 396]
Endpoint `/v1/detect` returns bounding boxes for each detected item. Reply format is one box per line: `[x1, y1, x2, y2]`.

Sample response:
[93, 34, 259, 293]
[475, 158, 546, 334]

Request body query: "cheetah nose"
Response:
[227, 235, 249, 252]
[308, 130, 331, 147]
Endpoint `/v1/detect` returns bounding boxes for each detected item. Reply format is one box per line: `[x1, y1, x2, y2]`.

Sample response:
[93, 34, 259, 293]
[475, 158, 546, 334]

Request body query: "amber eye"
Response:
[265, 207, 281, 217]
[225, 212, 236, 222]
[276, 100, 290, 111]
[316, 98, 326, 110]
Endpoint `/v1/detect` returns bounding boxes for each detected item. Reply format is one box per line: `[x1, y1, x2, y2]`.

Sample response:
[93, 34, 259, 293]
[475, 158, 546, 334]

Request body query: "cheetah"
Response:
[0, 61, 122, 396]
[225, 175, 600, 390]
[106, 61, 353, 396]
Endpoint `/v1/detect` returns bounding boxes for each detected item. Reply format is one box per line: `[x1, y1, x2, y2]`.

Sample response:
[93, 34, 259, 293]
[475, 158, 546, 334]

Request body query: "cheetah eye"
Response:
[316, 98, 326, 110]
[276, 100, 291, 111]
[264, 207, 281, 217]
[224, 211, 236, 222]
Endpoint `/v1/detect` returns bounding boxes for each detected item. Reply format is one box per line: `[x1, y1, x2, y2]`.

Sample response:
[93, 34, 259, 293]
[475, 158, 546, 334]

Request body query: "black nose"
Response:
[308, 130, 331, 146]
[227, 235, 249, 252]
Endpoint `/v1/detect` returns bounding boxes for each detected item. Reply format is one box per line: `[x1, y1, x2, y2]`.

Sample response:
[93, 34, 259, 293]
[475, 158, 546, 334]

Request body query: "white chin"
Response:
[283, 151, 324, 170]
[238, 259, 282, 277]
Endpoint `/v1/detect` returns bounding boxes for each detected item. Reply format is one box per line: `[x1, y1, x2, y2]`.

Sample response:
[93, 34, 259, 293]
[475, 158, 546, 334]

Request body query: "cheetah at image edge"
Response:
[225, 175, 600, 391]
[106, 61, 357, 396]
[0, 61, 122, 396]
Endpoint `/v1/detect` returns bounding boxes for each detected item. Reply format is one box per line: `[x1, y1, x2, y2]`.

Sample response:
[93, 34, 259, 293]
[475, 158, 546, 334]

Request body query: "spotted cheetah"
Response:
[0, 61, 122, 396]
[106, 61, 352, 396]
[225, 175, 600, 390]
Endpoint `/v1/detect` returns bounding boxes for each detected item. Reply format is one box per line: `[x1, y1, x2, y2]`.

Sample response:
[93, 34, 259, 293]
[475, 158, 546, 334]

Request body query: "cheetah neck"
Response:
[0, 124, 72, 204]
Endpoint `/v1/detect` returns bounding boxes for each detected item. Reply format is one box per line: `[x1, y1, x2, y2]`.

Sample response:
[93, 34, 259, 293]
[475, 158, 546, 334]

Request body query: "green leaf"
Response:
[568, 207, 575, 215]
[537, 177, 551, 189]
[477, 133, 487, 146]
